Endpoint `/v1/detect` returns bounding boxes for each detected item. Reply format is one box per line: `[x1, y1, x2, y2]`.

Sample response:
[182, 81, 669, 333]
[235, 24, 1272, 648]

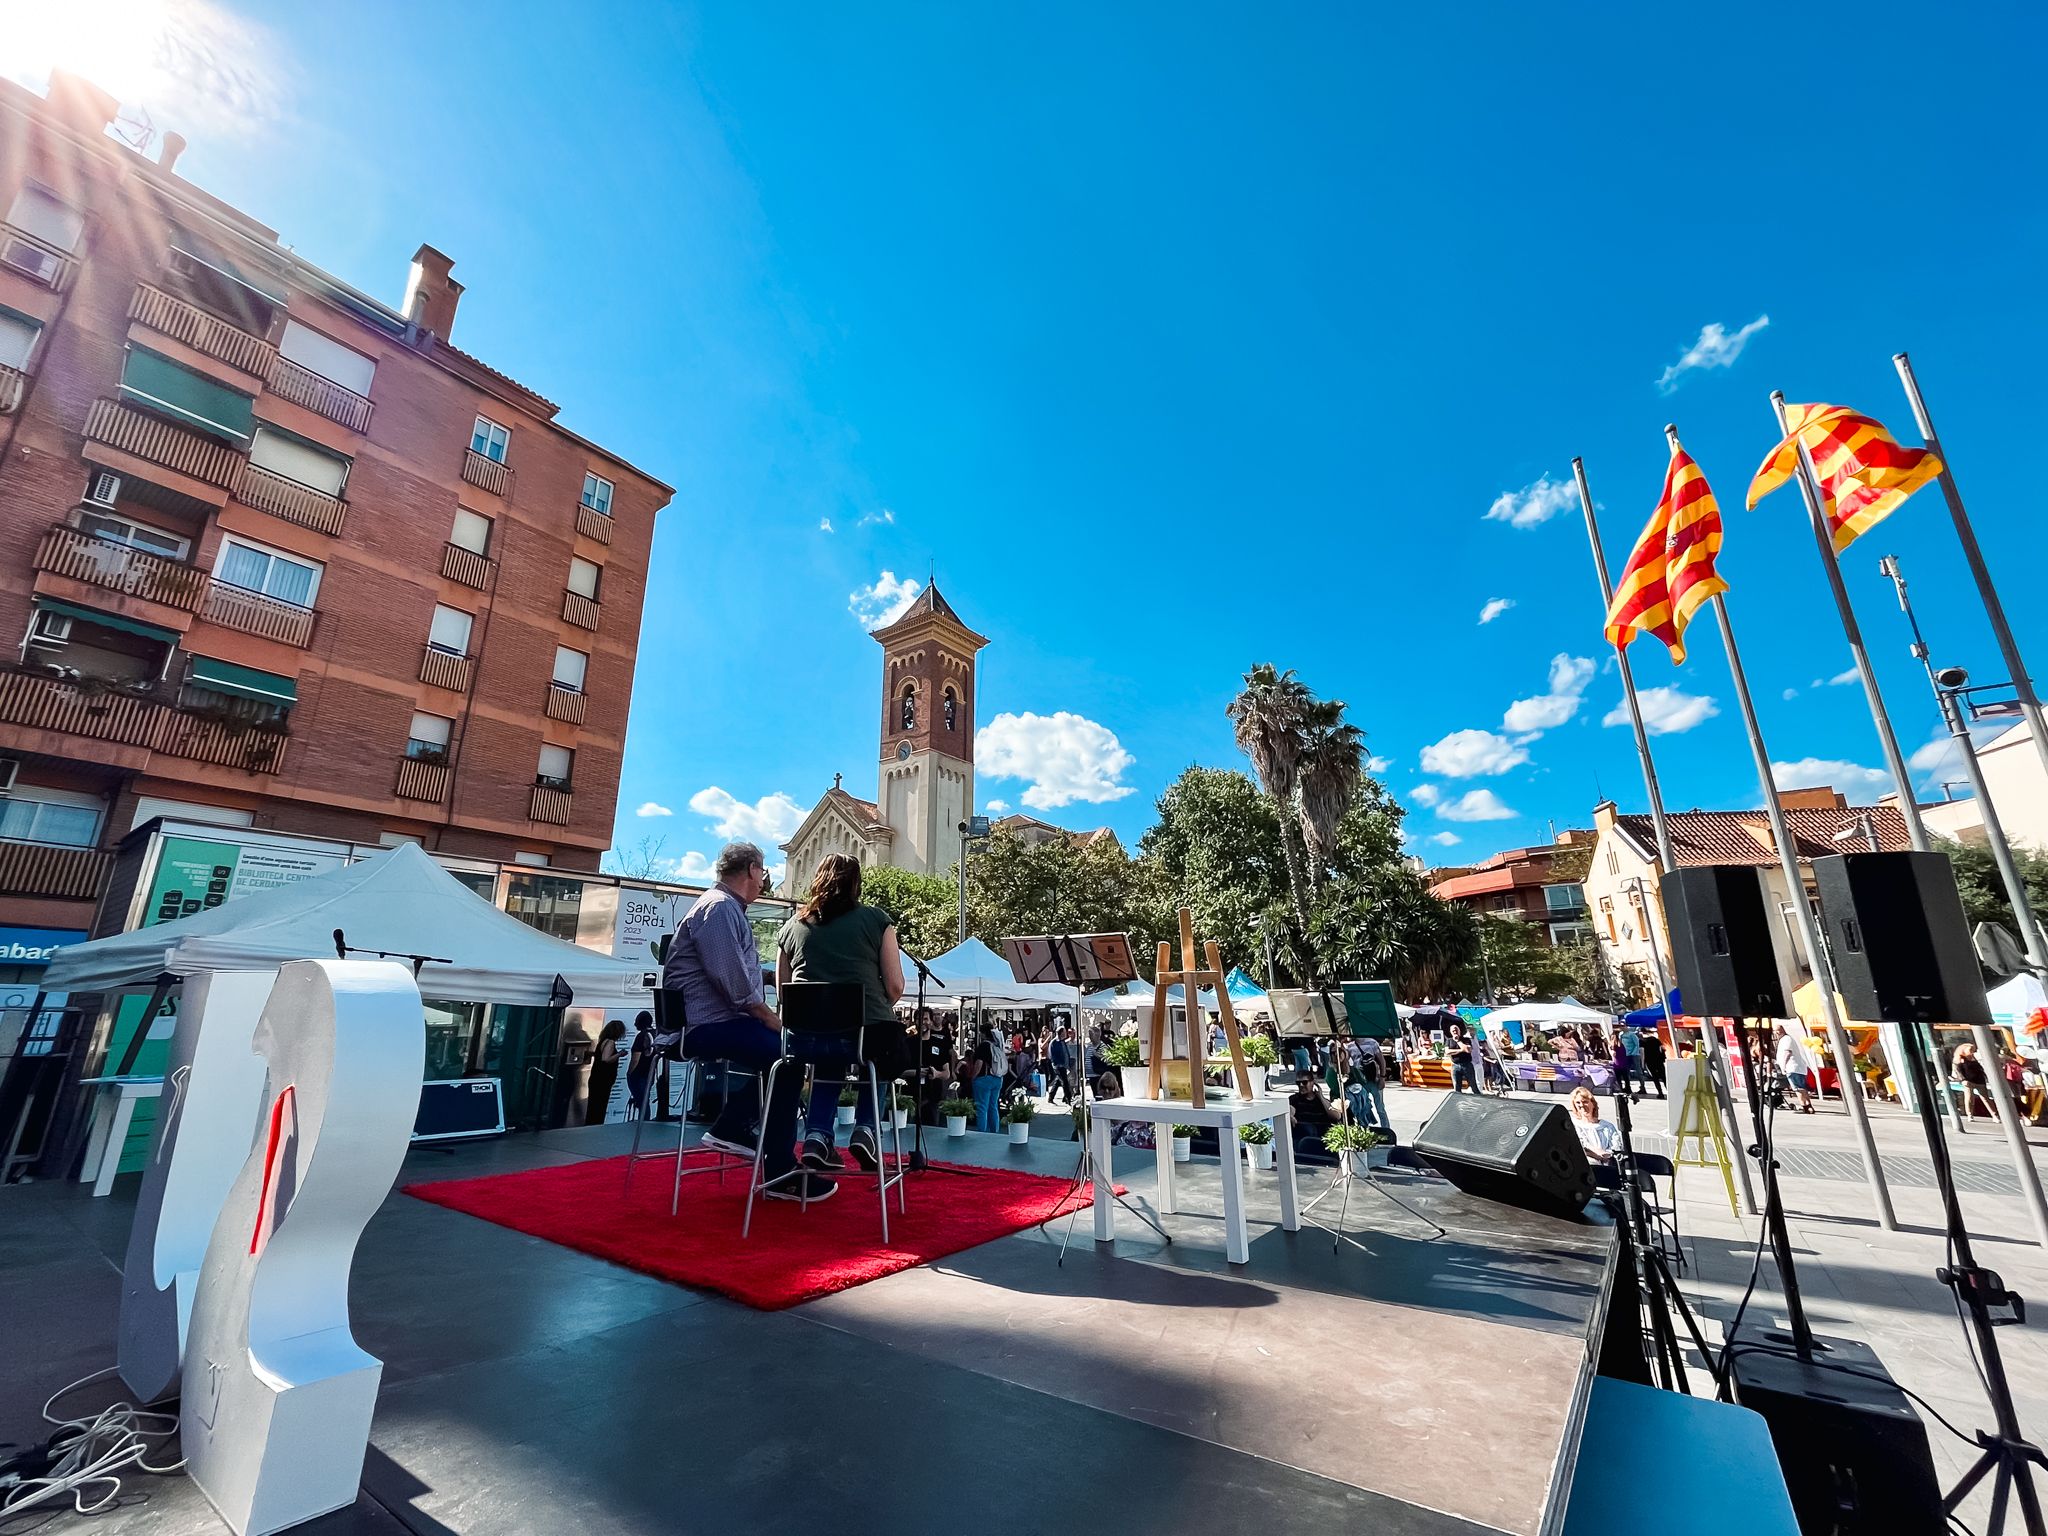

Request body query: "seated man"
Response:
[663, 841, 833, 1203]
[1288, 1070, 1339, 1160]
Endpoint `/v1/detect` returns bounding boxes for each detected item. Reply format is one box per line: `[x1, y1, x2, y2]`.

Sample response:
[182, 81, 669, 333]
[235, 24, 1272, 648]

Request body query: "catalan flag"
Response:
[1604, 448, 1728, 663]
[1747, 402, 1943, 552]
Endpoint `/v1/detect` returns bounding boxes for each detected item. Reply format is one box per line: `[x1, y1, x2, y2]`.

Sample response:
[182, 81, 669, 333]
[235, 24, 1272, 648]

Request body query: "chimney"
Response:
[158, 131, 188, 175]
[45, 71, 120, 139]
[401, 245, 462, 340]
[1779, 786, 1846, 811]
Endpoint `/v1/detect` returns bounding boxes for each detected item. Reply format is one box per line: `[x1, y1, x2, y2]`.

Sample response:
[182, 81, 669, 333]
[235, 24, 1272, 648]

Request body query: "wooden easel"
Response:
[1144, 908, 1255, 1105]
[1673, 1047, 1739, 1216]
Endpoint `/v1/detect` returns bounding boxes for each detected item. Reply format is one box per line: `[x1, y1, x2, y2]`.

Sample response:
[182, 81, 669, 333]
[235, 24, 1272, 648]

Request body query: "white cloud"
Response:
[1502, 653, 1596, 735]
[819, 517, 834, 533]
[857, 508, 896, 527]
[1420, 728, 1529, 778]
[1782, 688, 1799, 701]
[1483, 474, 1578, 530]
[1772, 758, 1893, 798]
[1607, 687, 1720, 736]
[665, 850, 717, 883]
[1909, 734, 1956, 776]
[1427, 831, 1462, 847]
[1438, 789, 1517, 822]
[1409, 784, 1442, 807]
[1656, 314, 1770, 394]
[1366, 754, 1394, 773]
[848, 570, 922, 630]
[984, 799, 1010, 815]
[1478, 597, 1516, 626]
[1827, 667, 1859, 687]
[687, 787, 809, 846]
[976, 711, 1135, 809]
[635, 801, 673, 818]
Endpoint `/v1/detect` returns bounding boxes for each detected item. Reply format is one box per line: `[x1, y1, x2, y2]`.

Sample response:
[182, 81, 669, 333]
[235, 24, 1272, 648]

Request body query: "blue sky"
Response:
[16, 2, 2046, 877]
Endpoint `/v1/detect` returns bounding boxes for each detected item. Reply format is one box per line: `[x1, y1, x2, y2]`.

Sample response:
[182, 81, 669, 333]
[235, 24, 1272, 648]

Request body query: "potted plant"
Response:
[1003, 1098, 1036, 1144]
[1170, 1124, 1196, 1162]
[941, 1097, 976, 1137]
[1239, 1119, 1276, 1170]
[891, 1089, 913, 1131]
[1324, 1121, 1388, 1174]
[835, 1083, 860, 1127]
[1102, 1035, 1142, 1068]
[1243, 1034, 1279, 1092]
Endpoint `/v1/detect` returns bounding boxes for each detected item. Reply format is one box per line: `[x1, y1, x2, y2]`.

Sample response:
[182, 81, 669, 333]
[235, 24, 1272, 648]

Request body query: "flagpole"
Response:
[1893, 352, 2048, 794]
[1578, 454, 1757, 1215]
[1770, 392, 1930, 851]
[1671, 426, 1898, 1231]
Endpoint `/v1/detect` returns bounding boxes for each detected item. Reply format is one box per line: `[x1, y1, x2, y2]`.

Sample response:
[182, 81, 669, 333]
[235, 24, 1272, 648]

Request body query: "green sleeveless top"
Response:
[776, 903, 895, 1025]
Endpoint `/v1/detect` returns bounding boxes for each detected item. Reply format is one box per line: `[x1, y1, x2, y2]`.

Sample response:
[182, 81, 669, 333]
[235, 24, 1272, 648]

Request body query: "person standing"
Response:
[1772, 1024, 1818, 1114]
[625, 1010, 657, 1119]
[1640, 1029, 1668, 1099]
[1047, 1026, 1074, 1105]
[1449, 1026, 1477, 1094]
[586, 1018, 626, 1126]
[1346, 1039, 1390, 1131]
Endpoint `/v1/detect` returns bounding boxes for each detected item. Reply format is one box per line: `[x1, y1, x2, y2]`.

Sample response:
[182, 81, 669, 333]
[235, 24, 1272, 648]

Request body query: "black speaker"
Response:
[1812, 851, 1991, 1026]
[1725, 1327, 1942, 1534]
[1660, 864, 1788, 1018]
[1413, 1096, 1593, 1216]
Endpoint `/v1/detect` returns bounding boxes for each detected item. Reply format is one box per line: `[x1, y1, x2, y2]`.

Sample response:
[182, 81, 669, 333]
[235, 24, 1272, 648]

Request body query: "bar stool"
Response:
[621, 990, 760, 1213]
[743, 981, 907, 1242]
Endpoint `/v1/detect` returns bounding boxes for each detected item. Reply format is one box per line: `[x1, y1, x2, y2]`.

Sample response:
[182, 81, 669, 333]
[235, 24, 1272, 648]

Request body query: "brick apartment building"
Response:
[1427, 829, 1596, 946]
[0, 73, 670, 940]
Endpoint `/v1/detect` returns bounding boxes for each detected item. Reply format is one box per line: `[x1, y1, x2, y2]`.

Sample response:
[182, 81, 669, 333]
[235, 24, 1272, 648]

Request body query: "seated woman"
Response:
[776, 854, 907, 1177]
[1567, 1085, 1621, 1165]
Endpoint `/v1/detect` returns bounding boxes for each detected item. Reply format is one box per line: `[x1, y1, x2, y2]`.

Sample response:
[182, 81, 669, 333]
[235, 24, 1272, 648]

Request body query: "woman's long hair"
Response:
[798, 853, 862, 925]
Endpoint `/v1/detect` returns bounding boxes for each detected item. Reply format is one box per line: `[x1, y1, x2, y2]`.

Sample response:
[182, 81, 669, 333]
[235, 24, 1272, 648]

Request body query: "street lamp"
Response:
[955, 816, 991, 944]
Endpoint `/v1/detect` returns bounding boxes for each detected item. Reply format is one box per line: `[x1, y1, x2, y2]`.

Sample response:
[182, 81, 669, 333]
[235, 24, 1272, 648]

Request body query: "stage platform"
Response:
[1, 1120, 1616, 1536]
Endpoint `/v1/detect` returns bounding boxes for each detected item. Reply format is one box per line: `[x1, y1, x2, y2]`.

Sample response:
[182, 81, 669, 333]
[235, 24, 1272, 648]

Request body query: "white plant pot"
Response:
[1008, 1121, 1031, 1144]
[891, 1109, 909, 1131]
[946, 1114, 969, 1137]
[1246, 1141, 1275, 1170]
[1172, 1136, 1192, 1163]
[1251, 1066, 1271, 1094]
[837, 1105, 856, 1127]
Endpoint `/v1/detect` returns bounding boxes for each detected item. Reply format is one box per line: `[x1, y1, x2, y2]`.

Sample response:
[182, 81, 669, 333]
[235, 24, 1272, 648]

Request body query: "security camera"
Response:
[1935, 666, 1969, 690]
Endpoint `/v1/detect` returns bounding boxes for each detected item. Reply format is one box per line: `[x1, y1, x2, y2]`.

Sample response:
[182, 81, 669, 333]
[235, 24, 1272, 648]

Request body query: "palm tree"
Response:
[1227, 664, 1314, 935]
[1295, 700, 1365, 880]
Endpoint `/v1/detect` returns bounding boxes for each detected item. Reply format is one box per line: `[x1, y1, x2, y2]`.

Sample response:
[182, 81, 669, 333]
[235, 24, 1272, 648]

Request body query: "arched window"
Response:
[943, 688, 957, 731]
[900, 683, 916, 730]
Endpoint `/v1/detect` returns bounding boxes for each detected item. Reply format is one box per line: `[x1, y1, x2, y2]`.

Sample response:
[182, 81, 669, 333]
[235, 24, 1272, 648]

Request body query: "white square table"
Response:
[1088, 1093, 1299, 1263]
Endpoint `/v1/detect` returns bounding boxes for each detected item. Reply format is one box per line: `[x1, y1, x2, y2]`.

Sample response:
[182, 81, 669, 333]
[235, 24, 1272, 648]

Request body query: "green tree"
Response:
[859, 864, 960, 960]
[1138, 766, 1291, 976]
[963, 830, 1169, 973]
[1940, 838, 2048, 942]
[1227, 664, 1317, 935]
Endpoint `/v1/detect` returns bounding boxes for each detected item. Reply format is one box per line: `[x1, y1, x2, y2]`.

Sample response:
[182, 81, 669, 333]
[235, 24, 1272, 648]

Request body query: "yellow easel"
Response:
[1144, 908, 1255, 1105]
[1673, 1050, 1739, 1217]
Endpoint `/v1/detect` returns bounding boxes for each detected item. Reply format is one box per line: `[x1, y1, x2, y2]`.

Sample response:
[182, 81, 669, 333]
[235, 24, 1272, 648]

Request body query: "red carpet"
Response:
[405, 1150, 1110, 1311]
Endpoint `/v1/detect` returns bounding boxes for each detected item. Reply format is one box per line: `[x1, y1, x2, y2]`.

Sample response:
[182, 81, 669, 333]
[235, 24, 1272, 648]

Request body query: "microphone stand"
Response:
[904, 951, 977, 1177]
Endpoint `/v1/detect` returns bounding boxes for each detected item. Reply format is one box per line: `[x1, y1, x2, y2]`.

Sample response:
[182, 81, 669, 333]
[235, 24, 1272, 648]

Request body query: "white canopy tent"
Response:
[1478, 1001, 1614, 1034]
[912, 937, 1077, 1010]
[40, 844, 654, 1007]
[1990, 973, 2048, 1040]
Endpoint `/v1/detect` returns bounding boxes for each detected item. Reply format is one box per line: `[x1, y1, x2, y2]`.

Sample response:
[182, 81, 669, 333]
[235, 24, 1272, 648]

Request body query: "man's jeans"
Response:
[683, 1020, 872, 1181]
[1452, 1062, 1477, 1093]
[1346, 1080, 1390, 1129]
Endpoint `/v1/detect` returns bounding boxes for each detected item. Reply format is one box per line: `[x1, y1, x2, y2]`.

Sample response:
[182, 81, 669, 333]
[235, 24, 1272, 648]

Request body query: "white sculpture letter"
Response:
[181, 959, 424, 1536]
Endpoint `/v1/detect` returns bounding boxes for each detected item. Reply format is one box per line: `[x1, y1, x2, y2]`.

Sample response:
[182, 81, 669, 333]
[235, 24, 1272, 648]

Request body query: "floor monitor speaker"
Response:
[1659, 864, 1788, 1019]
[1413, 1096, 1593, 1216]
[1812, 850, 1991, 1026]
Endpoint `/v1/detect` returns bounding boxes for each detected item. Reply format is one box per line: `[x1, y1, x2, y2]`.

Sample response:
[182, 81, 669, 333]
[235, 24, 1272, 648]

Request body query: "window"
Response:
[580, 473, 613, 515]
[0, 309, 38, 370]
[566, 556, 601, 599]
[427, 604, 473, 656]
[470, 416, 510, 463]
[513, 851, 551, 868]
[943, 688, 957, 731]
[407, 711, 453, 760]
[248, 426, 349, 496]
[216, 537, 320, 607]
[120, 347, 255, 441]
[551, 645, 588, 692]
[1605, 847, 1620, 875]
[536, 744, 574, 790]
[900, 683, 916, 730]
[450, 508, 492, 556]
[75, 508, 189, 561]
[1549, 921, 1595, 946]
[1545, 883, 1585, 911]
[0, 788, 102, 848]
[277, 319, 375, 396]
[5, 185, 84, 251]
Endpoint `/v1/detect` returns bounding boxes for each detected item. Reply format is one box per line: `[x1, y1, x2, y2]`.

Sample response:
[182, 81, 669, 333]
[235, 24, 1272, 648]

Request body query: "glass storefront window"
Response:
[504, 873, 585, 943]
[423, 997, 485, 1081]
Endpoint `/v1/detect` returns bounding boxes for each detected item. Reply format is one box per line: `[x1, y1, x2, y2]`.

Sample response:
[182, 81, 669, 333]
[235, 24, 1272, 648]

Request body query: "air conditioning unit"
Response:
[0, 236, 61, 287]
[30, 610, 73, 644]
[85, 471, 121, 508]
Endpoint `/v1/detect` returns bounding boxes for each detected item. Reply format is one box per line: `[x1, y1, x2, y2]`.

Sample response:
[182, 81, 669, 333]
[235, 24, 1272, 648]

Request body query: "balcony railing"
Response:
[201, 579, 316, 647]
[575, 504, 613, 545]
[395, 757, 451, 803]
[34, 524, 208, 611]
[0, 839, 112, 900]
[529, 783, 573, 825]
[0, 667, 285, 774]
[236, 462, 348, 535]
[461, 448, 511, 496]
[561, 591, 600, 630]
[84, 398, 244, 491]
[544, 684, 586, 724]
[128, 282, 276, 377]
[0, 223, 74, 291]
[440, 542, 494, 590]
[266, 354, 374, 433]
[419, 647, 472, 693]
[0, 361, 25, 415]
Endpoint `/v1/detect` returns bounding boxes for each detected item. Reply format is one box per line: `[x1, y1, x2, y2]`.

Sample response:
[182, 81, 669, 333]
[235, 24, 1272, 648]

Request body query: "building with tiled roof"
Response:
[991, 812, 1124, 857]
[1427, 829, 1595, 945]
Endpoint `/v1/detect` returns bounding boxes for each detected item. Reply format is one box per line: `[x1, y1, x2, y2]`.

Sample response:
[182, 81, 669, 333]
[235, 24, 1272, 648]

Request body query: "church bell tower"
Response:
[871, 585, 988, 875]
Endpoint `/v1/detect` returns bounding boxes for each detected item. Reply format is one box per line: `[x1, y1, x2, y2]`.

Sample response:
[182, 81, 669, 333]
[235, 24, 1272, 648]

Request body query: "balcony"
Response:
[128, 283, 276, 378]
[201, 579, 316, 647]
[529, 783, 573, 826]
[266, 354, 373, 433]
[440, 542, 494, 591]
[0, 839, 112, 900]
[575, 504, 613, 545]
[0, 667, 285, 774]
[544, 684, 586, 724]
[461, 448, 511, 496]
[84, 398, 244, 491]
[236, 462, 348, 535]
[561, 591, 600, 630]
[34, 524, 208, 611]
[0, 224, 74, 291]
[0, 361, 24, 414]
[395, 756, 450, 803]
[419, 647, 472, 693]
